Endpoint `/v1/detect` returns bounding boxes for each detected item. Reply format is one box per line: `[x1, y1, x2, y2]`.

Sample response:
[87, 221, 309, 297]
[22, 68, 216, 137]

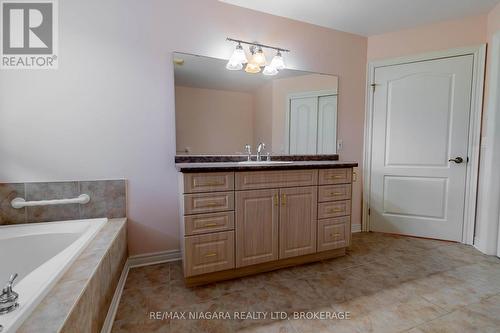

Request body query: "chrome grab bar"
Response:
[10, 194, 90, 209]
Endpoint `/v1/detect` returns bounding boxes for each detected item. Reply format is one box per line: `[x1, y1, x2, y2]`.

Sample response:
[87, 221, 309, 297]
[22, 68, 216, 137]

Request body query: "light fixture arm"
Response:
[226, 37, 290, 53]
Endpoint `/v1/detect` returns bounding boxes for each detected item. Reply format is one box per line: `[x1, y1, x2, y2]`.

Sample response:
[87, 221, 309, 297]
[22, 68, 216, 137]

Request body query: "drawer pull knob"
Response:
[330, 233, 341, 238]
[203, 223, 220, 227]
[205, 181, 224, 186]
[204, 202, 219, 207]
[330, 192, 343, 196]
[204, 253, 218, 258]
[329, 175, 344, 179]
[281, 194, 287, 206]
[274, 194, 279, 207]
[328, 208, 343, 213]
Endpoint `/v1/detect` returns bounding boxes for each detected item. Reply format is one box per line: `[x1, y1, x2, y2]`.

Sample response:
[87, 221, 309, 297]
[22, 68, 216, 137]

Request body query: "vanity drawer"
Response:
[318, 200, 351, 219]
[184, 231, 235, 277]
[317, 216, 350, 251]
[319, 168, 352, 185]
[184, 211, 234, 236]
[318, 184, 351, 202]
[184, 192, 234, 215]
[184, 172, 234, 193]
[235, 169, 318, 190]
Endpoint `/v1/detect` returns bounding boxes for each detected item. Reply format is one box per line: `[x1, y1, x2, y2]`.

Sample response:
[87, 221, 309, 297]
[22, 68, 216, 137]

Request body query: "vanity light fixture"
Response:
[270, 50, 285, 70]
[262, 65, 278, 76]
[245, 61, 261, 74]
[226, 42, 247, 70]
[226, 37, 290, 76]
[251, 46, 267, 67]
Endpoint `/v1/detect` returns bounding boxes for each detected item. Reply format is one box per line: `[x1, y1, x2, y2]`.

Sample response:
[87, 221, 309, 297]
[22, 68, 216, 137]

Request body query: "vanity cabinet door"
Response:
[279, 187, 318, 259]
[235, 189, 279, 267]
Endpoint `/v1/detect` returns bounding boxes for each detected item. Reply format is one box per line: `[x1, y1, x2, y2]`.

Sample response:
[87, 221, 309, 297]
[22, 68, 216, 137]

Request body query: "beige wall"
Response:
[0, 0, 367, 254]
[175, 86, 254, 154]
[367, 15, 487, 60]
[271, 74, 339, 153]
[253, 82, 273, 150]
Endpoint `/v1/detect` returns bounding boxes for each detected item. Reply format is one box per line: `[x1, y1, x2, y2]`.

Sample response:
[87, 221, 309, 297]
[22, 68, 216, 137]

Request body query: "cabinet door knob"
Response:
[281, 194, 287, 206]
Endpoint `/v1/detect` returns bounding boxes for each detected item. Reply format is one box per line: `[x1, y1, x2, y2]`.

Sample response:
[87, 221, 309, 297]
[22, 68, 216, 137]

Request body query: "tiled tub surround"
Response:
[0, 180, 126, 225]
[18, 218, 128, 333]
[0, 219, 107, 332]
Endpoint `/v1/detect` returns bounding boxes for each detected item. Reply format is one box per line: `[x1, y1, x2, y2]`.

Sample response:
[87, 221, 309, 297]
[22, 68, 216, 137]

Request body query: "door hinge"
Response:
[370, 83, 378, 92]
[368, 208, 371, 215]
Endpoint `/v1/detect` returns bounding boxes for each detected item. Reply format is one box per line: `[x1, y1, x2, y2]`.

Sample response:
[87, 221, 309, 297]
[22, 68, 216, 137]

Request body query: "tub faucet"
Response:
[0, 274, 19, 315]
[256, 143, 266, 162]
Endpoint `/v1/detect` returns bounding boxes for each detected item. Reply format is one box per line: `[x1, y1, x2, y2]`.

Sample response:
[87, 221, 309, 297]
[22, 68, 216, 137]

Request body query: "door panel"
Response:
[289, 97, 318, 154]
[317, 95, 337, 154]
[279, 187, 317, 258]
[385, 73, 454, 167]
[235, 189, 279, 267]
[370, 55, 473, 241]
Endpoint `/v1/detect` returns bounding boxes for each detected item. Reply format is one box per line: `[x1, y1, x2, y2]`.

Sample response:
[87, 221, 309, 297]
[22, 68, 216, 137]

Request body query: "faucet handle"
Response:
[3, 274, 17, 293]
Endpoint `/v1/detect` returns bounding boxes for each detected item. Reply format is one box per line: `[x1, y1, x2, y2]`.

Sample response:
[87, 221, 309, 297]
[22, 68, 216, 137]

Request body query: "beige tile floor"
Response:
[111, 232, 500, 333]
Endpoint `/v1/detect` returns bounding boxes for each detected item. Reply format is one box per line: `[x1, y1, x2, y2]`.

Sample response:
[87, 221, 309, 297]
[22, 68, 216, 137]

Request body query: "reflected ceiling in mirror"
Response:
[174, 52, 338, 155]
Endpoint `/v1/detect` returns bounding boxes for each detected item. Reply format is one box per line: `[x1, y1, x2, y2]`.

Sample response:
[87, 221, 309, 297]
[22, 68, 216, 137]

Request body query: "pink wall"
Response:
[488, 2, 500, 38]
[0, 0, 367, 255]
[367, 15, 487, 60]
[175, 86, 254, 154]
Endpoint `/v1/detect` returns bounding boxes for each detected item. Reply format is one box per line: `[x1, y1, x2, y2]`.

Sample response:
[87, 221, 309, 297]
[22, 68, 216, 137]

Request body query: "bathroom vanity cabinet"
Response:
[178, 165, 355, 286]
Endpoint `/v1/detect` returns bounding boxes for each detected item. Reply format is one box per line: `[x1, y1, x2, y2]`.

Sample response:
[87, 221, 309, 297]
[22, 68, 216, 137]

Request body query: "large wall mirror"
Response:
[174, 52, 338, 155]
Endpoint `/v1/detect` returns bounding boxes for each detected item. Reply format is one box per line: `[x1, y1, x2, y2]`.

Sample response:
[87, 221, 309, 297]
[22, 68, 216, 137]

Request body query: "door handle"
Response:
[448, 157, 464, 164]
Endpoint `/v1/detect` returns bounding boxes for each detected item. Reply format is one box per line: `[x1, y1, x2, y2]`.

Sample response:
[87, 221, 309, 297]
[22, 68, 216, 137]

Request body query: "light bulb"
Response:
[270, 51, 285, 70]
[263, 65, 278, 76]
[245, 62, 261, 74]
[251, 47, 267, 67]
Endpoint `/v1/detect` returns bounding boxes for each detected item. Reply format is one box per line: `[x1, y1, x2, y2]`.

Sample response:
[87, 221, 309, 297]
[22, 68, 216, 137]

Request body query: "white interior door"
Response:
[317, 95, 337, 154]
[370, 55, 474, 241]
[289, 97, 318, 154]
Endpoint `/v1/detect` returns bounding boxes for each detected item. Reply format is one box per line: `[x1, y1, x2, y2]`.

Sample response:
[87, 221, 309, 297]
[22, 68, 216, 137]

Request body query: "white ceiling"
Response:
[220, 0, 500, 36]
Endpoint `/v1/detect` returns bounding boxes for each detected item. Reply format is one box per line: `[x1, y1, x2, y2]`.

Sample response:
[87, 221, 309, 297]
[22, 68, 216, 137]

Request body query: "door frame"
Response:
[475, 32, 500, 255]
[284, 89, 338, 154]
[362, 45, 486, 245]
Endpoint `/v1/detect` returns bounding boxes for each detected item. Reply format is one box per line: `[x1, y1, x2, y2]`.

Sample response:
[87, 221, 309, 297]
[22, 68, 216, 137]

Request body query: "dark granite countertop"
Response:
[176, 160, 358, 172]
[175, 154, 339, 163]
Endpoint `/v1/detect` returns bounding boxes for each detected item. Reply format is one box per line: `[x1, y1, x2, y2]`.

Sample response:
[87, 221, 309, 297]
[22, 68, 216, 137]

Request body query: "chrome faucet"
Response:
[256, 142, 266, 162]
[0, 274, 19, 315]
[244, 144, 252, 161]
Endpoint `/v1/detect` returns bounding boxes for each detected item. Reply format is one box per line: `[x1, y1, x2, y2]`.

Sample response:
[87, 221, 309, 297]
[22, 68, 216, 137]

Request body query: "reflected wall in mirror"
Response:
[174, 52, 338, 155]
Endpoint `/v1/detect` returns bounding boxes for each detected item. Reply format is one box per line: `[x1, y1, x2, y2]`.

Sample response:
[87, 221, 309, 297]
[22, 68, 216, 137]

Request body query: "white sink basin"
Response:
[237, 161, 294, 165]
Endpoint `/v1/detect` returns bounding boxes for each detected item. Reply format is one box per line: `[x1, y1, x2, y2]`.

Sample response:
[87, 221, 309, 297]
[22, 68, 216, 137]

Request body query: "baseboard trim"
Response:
[351, 224, 362, 233]
[127, 249, 182, 268]
[100, 249, 182, 333]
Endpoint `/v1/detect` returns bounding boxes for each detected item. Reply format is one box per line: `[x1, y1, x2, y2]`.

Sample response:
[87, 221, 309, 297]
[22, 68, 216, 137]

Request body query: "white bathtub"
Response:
[0, 218, 107, 333]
